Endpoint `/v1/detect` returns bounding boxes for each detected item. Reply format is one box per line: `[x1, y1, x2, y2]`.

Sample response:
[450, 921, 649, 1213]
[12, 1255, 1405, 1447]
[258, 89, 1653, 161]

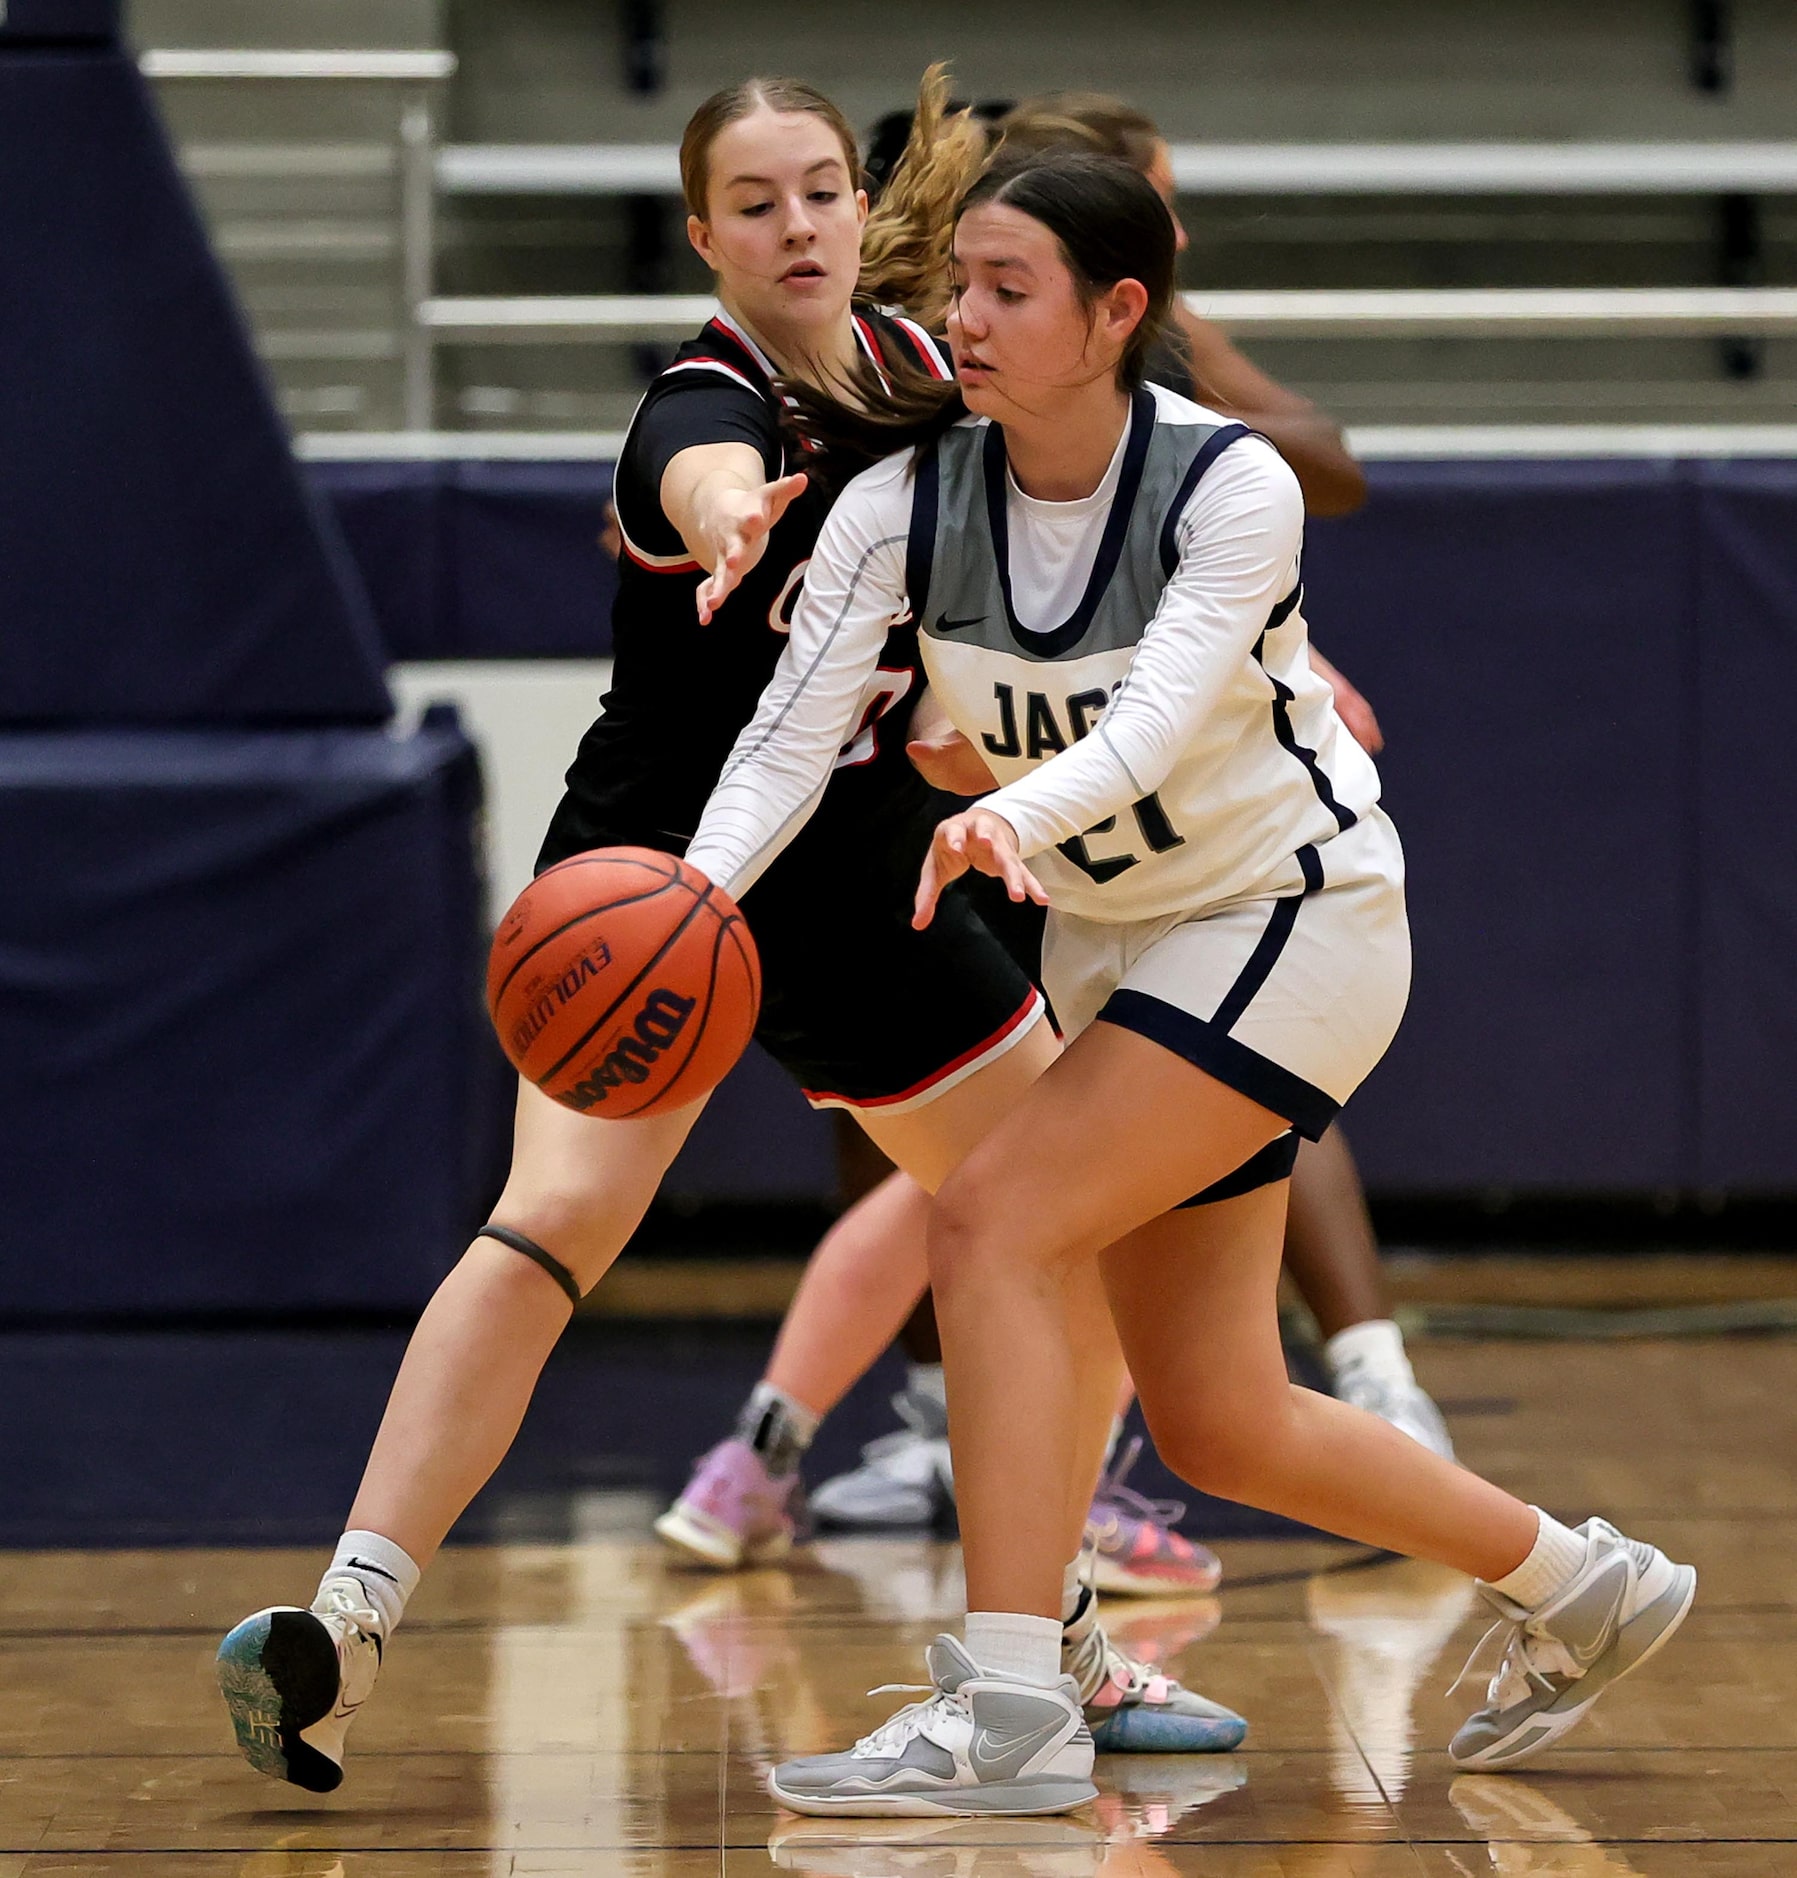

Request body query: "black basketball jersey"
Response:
[562, 306, 952, 852]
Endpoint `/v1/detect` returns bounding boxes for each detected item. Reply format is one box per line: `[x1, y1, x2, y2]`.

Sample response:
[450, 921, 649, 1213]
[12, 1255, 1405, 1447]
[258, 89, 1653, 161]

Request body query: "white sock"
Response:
[907, 1362, 947, 1409]
[318, 1530, 420, 1637]
[1060, 1556, 1089, 1624]
[1488, 1509, 1588, 1608]
[1324, 1318, 1413, 1386]
[963, 1611, 1064, 1685]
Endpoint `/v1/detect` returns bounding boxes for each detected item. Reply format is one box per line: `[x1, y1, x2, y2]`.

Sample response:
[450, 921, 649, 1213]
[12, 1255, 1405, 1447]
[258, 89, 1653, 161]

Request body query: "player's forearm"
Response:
[660, 445, 769, 567]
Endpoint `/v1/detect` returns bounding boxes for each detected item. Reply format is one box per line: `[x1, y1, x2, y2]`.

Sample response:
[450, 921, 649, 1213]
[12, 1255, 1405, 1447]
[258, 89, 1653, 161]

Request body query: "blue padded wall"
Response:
[1692, 462, 1797, 1190]
[0, 49, 390, 724]
[0, 719, 506, 1314]
[1303, 461, 1693, 1192]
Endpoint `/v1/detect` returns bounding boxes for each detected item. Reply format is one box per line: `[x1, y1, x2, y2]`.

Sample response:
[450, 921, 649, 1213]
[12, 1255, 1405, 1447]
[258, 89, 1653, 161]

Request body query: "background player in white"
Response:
[683, 149, 1696, 1814]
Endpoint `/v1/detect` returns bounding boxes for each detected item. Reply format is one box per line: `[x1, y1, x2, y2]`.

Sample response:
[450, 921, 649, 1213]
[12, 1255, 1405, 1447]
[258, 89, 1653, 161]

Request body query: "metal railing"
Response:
[137, 58, 1797, 437]
[142, 49, 455, 429]
[437, 139, 1797, 198]
[419, 287, 1797, 343]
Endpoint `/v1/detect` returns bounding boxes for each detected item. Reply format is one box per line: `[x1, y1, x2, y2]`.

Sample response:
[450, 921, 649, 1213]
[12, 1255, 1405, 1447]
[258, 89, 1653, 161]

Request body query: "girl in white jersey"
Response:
[683, 151, 1695, 1815]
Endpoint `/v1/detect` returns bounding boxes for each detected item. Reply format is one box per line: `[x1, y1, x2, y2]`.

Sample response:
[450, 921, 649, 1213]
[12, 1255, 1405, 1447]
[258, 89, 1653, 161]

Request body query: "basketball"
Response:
[487, 847, 760, 1119]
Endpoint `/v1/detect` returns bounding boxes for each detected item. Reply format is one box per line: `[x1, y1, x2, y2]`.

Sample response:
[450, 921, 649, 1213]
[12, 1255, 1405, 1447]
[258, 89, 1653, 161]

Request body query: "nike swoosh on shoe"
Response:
[968, 1717, 1067, 1778]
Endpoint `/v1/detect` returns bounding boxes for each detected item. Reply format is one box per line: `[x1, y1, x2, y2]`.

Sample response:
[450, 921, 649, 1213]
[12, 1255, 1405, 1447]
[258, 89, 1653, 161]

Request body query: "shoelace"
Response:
[1065, 1612, 1165, 1704]
[316, 1579, 382, 1641]
[1446, 1602, 1581, 1709]
[1092, 1436, 1187, 1532]
[853, 1682, 968, 1757]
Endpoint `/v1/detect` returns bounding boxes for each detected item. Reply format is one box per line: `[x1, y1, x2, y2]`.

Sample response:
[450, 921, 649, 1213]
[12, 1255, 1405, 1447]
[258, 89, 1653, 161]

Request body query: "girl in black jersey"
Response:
[215, 71, 1225, 1795]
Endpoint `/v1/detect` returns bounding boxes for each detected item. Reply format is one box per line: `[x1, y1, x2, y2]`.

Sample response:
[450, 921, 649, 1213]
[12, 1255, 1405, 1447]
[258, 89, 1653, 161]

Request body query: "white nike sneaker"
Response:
[809, 1388, 955, 1531]
[1448, 1517, 1696, 1769]
[1330, 1351, 1456, 1461]
[768, 1635, 1096, 1818]
[216, 1578, 384, 1791]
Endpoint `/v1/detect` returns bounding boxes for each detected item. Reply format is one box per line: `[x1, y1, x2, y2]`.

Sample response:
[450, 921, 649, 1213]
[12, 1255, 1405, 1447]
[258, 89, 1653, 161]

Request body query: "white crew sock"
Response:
[1324, 1318, 1414, 1387]
[318, 1530, 420, 1637]
[963, 1611, 1064, 1685]
[1488, 1509, 1589, 1608]
[907, 1362, 947, 1409]
[1060, 1555, 1089, 1623]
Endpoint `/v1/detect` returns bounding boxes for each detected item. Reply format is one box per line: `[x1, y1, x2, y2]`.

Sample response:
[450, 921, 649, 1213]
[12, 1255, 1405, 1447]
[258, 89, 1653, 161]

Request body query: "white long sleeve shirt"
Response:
[687, 385, 1382, 924]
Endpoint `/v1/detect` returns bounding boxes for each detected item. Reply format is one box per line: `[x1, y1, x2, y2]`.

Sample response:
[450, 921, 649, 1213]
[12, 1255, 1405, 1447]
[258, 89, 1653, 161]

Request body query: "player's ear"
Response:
[855, 187, 869, 229]
[1107, 277, 1150, 345]
[687, 213, 715, 269]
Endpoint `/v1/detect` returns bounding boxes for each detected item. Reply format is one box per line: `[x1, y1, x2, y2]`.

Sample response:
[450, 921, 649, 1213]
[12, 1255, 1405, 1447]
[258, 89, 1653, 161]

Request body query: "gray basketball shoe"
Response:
[1448, 1517, 1696, 1769]
[768, 1634, 1096, 1817]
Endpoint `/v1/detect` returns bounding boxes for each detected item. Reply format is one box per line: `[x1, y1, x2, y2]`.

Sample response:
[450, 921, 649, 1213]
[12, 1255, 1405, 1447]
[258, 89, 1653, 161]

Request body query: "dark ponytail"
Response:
[778, 149, 1177, 475]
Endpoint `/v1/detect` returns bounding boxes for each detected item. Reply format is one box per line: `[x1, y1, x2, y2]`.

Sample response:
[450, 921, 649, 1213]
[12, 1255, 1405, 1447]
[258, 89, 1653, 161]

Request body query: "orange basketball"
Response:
[487, 847, 760, 1119]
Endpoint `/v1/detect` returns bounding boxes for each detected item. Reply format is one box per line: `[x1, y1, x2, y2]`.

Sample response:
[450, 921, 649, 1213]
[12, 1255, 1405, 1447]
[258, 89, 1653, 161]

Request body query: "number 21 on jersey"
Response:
[980, 679, 1184, 882]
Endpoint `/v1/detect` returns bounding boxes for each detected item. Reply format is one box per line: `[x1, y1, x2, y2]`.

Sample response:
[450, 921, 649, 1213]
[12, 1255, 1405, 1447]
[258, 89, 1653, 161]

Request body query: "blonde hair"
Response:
[856, 63, 993, 324]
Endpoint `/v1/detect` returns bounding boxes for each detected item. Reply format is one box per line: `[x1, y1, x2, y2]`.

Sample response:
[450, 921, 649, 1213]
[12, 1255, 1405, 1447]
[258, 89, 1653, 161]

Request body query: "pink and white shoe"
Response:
[1085, 1438, 1223, 1598]
[655, 1439, 802, 1569]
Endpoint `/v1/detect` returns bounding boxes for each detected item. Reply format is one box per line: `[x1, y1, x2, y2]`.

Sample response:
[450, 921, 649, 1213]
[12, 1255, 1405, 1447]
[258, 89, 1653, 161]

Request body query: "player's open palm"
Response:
[695, 472, 808, 623]
[914, 807, 1048, 929]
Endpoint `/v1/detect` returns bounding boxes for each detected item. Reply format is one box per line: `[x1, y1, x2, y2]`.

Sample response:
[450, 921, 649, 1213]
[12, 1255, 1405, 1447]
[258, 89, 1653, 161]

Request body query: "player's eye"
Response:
[995, 287, 1025, 306]
[740, 200, 774, 217]
[808, 190, 839, 203]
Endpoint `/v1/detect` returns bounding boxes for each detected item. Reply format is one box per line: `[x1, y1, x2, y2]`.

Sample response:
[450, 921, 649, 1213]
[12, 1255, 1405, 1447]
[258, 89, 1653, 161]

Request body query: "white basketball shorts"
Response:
[1040, 807, 1411, 1143]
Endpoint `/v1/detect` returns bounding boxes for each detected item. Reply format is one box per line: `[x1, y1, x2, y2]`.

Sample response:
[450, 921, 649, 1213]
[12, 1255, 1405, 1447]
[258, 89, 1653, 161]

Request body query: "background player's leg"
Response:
[1282, 1125, 1388, 1335]
[1283, 1124, 1455, 1455]
[347, 1077, 705, 1565]
[761, 1171, 929, 1417]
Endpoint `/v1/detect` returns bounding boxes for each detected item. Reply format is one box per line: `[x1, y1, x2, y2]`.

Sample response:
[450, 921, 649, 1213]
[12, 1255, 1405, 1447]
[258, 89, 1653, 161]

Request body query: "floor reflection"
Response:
[1449, 1776, 1647, 1875]
[1307, 1554, 1475, 1805]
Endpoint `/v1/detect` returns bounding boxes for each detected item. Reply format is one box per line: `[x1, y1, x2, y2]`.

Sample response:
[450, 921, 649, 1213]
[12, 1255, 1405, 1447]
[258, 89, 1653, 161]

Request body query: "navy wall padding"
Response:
[0, 719, 508, 1314]
[312, 459, 617, 660]
[307, 453, 1797, 1198]
[1691, 462, 1797, 1189]
[663, 1044, 835, 1204]
[0, 50, 391, 725]
[1303, 462, 1693, 1192]
[0, 1, 117, 41]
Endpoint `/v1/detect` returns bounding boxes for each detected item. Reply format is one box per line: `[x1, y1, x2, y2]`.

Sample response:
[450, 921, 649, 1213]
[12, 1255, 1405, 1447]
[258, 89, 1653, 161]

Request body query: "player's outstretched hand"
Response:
[1310, 648, 1384, 755]
[914, 808, 1047, 930]
[695, 472, 809, 624]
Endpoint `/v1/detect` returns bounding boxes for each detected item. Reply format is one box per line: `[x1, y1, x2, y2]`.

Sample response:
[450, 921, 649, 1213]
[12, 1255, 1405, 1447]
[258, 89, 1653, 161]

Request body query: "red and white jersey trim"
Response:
[708, 309, 779, 379]
[659, 355, 762, 398]
[801, 989, 1047, 1114]
[889, 314, 952, 379]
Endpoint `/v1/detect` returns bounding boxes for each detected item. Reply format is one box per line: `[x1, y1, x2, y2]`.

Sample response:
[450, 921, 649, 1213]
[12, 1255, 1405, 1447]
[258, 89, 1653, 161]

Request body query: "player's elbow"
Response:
[1299, 450, 1368, 519]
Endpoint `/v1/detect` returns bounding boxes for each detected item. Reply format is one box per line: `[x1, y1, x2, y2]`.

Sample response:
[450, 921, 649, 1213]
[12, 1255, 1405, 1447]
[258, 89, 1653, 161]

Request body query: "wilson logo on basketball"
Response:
[507, 944, 614, 1058]
[564, 988, 697, 1109]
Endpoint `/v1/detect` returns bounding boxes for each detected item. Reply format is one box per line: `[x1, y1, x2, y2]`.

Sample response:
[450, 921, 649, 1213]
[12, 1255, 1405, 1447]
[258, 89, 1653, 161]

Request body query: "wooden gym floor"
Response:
[4, 1334, 1793, 1875]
